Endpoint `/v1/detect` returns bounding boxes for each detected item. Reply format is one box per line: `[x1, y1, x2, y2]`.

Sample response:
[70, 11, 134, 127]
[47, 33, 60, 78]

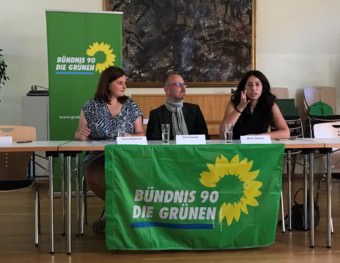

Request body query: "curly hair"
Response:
[231, 70, 276, 111]
[94, 66, 128, 104]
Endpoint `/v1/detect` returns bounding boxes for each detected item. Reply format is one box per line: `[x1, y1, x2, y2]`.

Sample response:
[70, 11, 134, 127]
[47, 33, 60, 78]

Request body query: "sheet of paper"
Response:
[0, 136, 13, 144]
[117, 136, 147, 145]
[240, 135, 271, 144]
[176, 135, 206, 145]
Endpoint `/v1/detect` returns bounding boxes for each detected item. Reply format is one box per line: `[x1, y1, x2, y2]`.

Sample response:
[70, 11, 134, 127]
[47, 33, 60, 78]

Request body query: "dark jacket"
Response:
[146, 103, 209, 140]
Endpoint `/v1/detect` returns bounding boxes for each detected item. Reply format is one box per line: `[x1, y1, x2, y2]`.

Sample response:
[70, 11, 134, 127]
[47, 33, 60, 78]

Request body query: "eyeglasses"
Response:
[166, 82, 187, 88]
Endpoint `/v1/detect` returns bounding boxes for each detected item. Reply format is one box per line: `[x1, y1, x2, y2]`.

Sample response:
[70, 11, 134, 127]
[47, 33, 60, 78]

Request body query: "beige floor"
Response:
[0, 175, 340, 263]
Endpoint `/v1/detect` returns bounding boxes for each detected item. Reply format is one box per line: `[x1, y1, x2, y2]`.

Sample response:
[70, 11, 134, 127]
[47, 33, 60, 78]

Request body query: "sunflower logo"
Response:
[199, 154, 262, 226]
[86, 42, 116, 73]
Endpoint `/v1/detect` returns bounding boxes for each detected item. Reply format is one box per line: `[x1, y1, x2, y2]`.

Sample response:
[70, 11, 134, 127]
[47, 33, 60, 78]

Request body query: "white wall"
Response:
[256, 0, 340, 113]
[0, 0, 102, 124]
[0, 0, 339, 125]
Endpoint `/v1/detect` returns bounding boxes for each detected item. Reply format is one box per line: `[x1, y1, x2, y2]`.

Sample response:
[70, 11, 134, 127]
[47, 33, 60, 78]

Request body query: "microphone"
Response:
[27, 85, 49, 96]
[31, 85, 48, 90]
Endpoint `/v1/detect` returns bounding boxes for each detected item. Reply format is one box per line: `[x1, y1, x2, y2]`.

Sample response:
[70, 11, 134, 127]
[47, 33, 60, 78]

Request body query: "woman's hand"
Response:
[75, 112, 91, 141]
[237, 90, 249, 112]
[78, 127, 91, 138]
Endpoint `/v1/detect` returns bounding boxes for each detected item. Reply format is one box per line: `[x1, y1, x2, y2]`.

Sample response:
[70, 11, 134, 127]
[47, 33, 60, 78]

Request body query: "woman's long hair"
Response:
[231, 70, 276, 111]
[94, 66, 128, 104]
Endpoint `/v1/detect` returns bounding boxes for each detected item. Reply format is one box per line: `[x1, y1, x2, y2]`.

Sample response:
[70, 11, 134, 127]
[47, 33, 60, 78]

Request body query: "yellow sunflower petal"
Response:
[200, 154, 263, 225]
[86, 42, 116, 73]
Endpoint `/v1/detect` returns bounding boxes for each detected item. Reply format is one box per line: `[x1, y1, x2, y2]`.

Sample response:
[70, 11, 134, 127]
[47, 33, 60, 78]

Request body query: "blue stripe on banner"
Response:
[131, 222, 213, 229]
[56, 71, 93, 75]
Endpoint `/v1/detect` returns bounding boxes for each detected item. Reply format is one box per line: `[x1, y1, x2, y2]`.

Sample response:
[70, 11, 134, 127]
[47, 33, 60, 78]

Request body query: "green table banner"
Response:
[105, 144, 285, 250]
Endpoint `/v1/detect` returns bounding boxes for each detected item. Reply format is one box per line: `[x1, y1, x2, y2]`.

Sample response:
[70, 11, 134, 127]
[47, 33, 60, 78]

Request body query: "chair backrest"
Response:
[276, 99, 299, 118]
[274, 96, 303, 138]
[286, 118, 304, 139]
[313, 122, 340, 139]
[0, 126, 36, 181]
[313, 122, 340, 173]
[272, 87, 289, 99]
[306, 115, 340, 138]
[0, 125, 36, 142]
[304, 86, 336, 114]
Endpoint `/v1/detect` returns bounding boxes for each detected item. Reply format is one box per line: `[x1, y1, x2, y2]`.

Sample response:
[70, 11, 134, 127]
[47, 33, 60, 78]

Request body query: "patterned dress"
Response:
[81, 97, 142, 164]
[82, 97, 142, 140]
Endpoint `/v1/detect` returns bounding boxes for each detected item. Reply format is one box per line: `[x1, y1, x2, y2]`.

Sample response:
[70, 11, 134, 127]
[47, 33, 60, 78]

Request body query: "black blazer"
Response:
[146, 103, 209, 140]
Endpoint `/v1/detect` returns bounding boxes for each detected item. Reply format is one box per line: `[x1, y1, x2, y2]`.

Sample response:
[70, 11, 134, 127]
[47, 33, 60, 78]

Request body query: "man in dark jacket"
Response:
[146, 73, 209, 140]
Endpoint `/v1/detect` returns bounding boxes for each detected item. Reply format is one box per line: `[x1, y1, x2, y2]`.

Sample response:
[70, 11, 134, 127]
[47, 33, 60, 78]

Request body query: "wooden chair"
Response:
[274, 97, 306, 230]
[313, 122, 340, 233]
[304, 87, 340, 137]
[314, 122, 340, 174]
[272, 87, 289, 99]
[304, 86, 336, 114]
[0, 125, 40, 245]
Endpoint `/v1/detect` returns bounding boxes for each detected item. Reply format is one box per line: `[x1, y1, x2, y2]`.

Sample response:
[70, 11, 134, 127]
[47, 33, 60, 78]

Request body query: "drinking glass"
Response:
[224, 123, 233, 143]
[161, 123, 170, 144]
[117, 123, 126, 137]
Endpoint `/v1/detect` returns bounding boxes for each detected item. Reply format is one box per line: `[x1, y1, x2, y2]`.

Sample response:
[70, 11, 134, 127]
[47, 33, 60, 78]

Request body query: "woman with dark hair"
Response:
[75, 66, 145, 233]
[220, 70, 290, 139]
[76, 66, 144, 143]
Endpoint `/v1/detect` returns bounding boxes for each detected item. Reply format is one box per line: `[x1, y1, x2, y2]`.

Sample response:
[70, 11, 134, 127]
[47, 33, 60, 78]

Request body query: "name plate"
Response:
[117, 136, 147, 145]
[0, 136, 13, 144]
[240, 135, 271, 144]
[176, 134, 206, 145]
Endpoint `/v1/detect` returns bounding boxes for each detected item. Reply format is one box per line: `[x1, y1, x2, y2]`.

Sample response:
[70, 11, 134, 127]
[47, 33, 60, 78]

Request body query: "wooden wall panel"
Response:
[131, 94, 230, 136]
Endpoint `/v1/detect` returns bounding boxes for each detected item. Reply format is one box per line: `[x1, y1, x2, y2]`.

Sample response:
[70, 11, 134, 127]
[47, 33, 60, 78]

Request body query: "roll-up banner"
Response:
[46, 10, 123, 140]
